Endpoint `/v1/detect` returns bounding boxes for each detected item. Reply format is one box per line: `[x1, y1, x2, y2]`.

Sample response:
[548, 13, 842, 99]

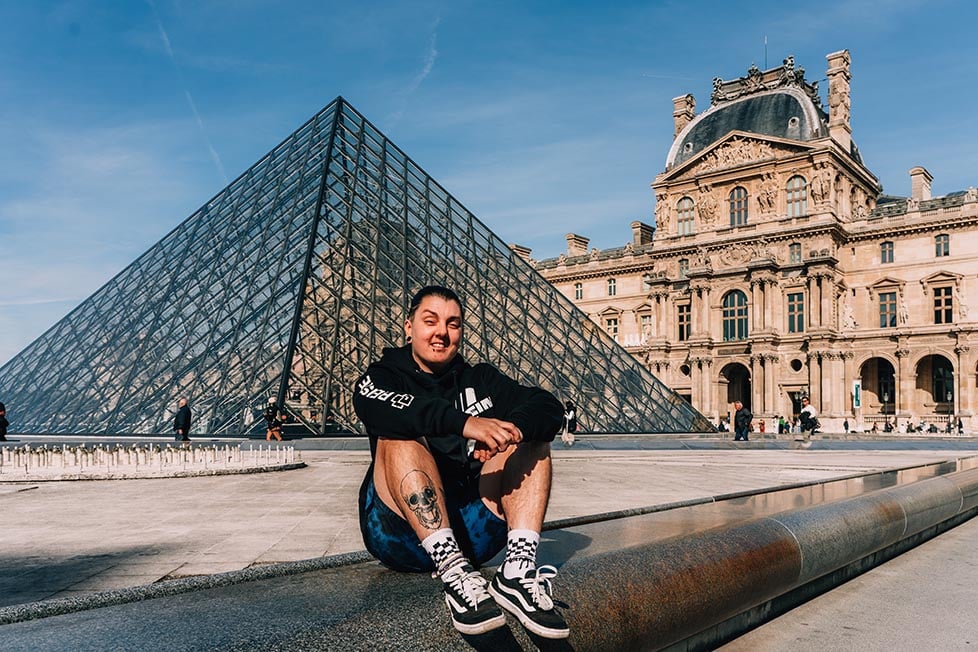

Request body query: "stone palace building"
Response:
[529, 50, 978, 434]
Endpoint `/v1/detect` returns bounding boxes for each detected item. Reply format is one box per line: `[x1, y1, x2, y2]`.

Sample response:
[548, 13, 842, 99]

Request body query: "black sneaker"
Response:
[441, 561, 506, 635]
[489, 563, 569, 639]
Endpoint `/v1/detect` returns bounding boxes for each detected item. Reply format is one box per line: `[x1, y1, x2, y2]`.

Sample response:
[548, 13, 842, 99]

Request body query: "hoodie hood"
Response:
[377, 344, 468, 389]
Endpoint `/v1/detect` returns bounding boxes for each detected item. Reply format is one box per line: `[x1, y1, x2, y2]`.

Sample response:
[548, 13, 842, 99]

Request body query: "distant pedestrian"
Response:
[843, 418, 850, 434]
[561, 400, 577, 446]
[264, 397, 284, 441]
[0, 401, 8, 442]
[173, 398, 191, 442]
[733, 401, 752, 441]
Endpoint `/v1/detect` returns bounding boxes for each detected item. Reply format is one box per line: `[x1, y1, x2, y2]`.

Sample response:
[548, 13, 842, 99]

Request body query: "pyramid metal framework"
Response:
[0, 98, 712, 436]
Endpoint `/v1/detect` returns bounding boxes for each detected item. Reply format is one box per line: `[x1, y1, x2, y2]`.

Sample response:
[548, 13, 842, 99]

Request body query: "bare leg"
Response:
[373, 437, 451, 541]
[480, 440, 552, 531]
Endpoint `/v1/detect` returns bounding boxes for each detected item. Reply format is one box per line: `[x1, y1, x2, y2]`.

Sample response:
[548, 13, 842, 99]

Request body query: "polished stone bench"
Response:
[2, 457, 976, 651]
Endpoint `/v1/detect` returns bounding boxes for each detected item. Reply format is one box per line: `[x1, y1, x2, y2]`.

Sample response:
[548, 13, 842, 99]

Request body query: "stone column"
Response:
[699, 357, 714, 417]
[823, 352, 846, 417]
[820, 275, 834, 331]
[764, 354, 779, 416]
[808, 352, 823, 408]
[750, 280, 761, 331]
[955, 344, 971, 417]
[763, 278, 775, 331]
[770, 280, 784, 334]
[807, 276, 818, 329]
[750, 355, 763, 414]
[895, 347, 912, 422]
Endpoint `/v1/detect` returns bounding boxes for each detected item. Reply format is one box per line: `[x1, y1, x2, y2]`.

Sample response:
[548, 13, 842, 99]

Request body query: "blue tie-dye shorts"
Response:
[358, 468, 507, 572]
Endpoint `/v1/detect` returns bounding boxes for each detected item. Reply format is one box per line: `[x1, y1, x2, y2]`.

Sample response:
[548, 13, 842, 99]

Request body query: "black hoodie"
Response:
[353, 345, 562, 487]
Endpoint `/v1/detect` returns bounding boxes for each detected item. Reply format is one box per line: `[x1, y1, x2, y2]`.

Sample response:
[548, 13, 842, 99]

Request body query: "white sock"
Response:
[421, 528, 463, 574]
[502, 529, 540, 579]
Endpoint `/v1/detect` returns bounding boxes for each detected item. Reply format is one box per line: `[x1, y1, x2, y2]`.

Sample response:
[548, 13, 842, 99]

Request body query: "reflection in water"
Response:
[552, 455, 978, 561]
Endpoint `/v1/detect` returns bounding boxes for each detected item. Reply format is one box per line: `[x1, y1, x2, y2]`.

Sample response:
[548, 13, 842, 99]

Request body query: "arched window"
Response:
[676, 197, 695, 235]
[729, 186, 749, 226]
[722, 290, 749, 341]
[786, 175, 808, 217]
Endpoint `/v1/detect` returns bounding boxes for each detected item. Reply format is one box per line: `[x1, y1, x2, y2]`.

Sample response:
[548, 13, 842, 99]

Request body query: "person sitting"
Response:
[353, 286, 569, 639]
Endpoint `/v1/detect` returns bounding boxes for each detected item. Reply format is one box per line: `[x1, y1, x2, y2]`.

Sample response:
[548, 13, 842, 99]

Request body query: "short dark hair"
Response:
[408, 285, 463, 318]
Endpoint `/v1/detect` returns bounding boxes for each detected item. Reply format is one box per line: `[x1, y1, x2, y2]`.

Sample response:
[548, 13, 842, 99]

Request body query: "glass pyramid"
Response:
[0, 98, 712, 436]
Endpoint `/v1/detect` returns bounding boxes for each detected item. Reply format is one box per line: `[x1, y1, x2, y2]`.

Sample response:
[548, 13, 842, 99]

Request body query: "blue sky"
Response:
[1, 0, 977, 365]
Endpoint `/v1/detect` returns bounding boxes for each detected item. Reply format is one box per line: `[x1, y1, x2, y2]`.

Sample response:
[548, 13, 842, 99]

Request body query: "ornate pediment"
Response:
[670, 134, 809, 180]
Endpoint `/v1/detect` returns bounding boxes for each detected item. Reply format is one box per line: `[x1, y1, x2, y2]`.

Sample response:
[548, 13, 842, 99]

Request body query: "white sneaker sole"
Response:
[488, 583, 570, 639]
[450, 611, 506, 635]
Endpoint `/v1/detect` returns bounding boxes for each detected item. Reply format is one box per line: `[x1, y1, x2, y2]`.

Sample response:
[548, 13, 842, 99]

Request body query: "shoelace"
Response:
[516, 564, 558, 610]
[445, 565, 491, 608]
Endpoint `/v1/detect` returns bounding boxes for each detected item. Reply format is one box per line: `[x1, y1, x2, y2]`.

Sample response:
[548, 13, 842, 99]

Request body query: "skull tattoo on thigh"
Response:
[400, 470, 442, 529]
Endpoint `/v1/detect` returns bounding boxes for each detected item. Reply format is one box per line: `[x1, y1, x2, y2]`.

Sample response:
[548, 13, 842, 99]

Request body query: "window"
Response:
[729, 186, 749, 226]
[935, 286, 953, 324]
[677, 197, 695, 235]
[787, 292, 805, 333]
[677, 303, 691, 341]
[786, 175, 808, 217]
[640, 314, 653, 341]
[936, 234, 950, 257]
[789, 243, 802, 263]
[574, 282, 582, 300]
[605, 317, 619, 340]
[722, 290, 749, 341]
[881, 241, 894, 264]
[678, 258, 689, 278]
[607, 278, 617, 296]
[879, 291, 897, 328]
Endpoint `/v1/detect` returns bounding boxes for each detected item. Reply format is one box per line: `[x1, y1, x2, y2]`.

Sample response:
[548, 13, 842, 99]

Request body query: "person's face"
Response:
[405, 295, 463, 374]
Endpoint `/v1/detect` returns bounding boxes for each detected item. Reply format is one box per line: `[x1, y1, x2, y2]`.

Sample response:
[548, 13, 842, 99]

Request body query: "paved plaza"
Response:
[3, 435, 978, 611]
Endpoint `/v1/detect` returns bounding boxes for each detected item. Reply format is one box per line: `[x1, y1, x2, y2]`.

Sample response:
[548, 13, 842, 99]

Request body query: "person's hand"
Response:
[463, 416, 522, 462]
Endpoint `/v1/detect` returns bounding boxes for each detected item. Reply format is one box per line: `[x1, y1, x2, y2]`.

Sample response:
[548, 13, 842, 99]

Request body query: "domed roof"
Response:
[666, 86, 828, 169]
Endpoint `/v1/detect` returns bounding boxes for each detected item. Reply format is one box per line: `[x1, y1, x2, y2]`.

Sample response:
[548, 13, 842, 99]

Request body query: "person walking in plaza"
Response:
[733, 400, 752, 441]
[353, 285, 569, 639]
[799, 396, 819, 442]
[561, 400, 577, 446]
[264, 397, 284, 441]
[0, 401, 8, 441]
[173, 398, 191, 442]
[844, 418, 850, 434]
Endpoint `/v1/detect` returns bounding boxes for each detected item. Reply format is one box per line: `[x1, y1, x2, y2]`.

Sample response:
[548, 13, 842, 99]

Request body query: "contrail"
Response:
[406, 18, 440, 94]
[147, 0, 228, 184]
[388, 16, 441, 127]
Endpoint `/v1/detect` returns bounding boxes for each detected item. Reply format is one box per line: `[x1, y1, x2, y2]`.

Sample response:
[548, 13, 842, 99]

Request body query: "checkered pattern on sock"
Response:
[504, 529, 540, 568]
[421, 528, 462, 569]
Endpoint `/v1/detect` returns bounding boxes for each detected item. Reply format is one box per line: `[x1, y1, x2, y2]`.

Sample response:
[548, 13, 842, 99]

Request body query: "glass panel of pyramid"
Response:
[0, 98, 713, 436]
